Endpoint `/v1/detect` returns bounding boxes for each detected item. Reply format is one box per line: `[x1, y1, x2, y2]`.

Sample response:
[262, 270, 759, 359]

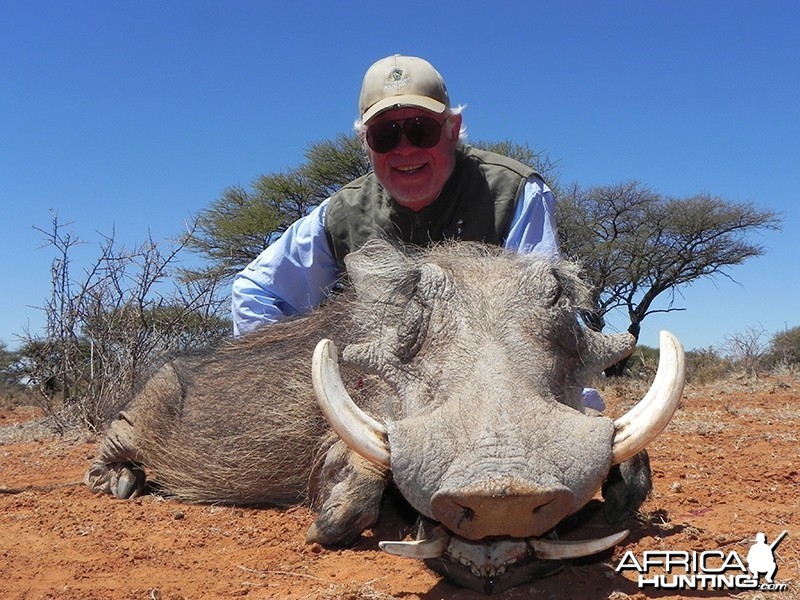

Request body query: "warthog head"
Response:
[313, 241, 684, 592]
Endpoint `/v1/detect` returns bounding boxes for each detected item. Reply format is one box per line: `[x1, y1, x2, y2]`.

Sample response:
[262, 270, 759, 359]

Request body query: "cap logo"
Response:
[385, 67, 410, 91]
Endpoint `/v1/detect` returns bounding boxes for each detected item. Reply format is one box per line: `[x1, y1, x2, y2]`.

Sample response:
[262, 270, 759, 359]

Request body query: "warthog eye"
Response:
[395, 297, 430, 361]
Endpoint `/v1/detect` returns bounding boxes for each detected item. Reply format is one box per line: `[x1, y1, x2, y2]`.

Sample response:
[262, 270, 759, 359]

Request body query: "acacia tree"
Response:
[557, 181, 782, 372]
[182, 184, 286, 285]
[302, 133, 373, 198]
[470, 139, 561, 194]
[184, 135, 368, 285]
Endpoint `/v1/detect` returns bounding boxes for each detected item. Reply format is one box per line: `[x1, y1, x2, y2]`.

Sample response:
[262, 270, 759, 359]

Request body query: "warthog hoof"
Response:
[602, 450, 652, 522]
[85, 462, 146, 499]
[306, 440, 388, 546]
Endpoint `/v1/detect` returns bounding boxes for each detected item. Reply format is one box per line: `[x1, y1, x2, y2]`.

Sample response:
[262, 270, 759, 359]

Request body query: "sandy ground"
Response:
[0, 375, 797, 600]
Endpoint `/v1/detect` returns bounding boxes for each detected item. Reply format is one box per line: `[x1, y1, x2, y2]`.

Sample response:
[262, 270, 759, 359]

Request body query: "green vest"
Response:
[324, 146, 536, 267]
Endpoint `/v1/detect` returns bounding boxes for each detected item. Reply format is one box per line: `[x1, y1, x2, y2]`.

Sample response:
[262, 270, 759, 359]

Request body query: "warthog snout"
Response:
[430, 481, 575, 540]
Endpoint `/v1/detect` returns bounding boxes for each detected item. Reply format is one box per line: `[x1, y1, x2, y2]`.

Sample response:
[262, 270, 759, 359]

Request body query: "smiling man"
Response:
[232, 55, 559, 335]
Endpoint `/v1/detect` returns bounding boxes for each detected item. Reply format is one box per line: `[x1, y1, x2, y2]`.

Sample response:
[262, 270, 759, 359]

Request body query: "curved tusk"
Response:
[379, 536, 449, 559]
[528, 529, 629, 560]
[612, 330, 686, 465]
[312, 339, 391, 468]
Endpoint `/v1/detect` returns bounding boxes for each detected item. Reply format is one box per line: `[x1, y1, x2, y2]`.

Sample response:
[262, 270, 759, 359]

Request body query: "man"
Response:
[232, 54, 559, 336]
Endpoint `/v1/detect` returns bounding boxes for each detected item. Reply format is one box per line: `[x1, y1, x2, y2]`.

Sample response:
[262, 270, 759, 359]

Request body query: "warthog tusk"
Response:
[380, 529, 629, 563]
[528, 529, 629, 560]
[379, 536, 449, 559]
[312, 339, 391, 468]
[611, 330, 686, 465]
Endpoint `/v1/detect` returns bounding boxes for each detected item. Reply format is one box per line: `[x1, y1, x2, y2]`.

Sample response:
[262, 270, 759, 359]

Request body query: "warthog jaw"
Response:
[378, 523, 630, 594]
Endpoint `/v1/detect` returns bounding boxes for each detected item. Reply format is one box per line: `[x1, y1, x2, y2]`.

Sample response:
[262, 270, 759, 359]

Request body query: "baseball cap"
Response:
[359, 55, 450, 124]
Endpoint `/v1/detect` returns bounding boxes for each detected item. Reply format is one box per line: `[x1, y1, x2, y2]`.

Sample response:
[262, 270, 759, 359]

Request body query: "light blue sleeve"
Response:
[231, 199, 340, 336]
[502, 174, 560, 256]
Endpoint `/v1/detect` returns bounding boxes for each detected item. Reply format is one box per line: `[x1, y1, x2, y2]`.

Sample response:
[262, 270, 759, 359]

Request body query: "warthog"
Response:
[86, 240, 684, 593]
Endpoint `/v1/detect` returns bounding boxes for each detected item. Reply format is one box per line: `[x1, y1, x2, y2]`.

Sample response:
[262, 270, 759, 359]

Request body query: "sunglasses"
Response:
[365, 116, 447, 154]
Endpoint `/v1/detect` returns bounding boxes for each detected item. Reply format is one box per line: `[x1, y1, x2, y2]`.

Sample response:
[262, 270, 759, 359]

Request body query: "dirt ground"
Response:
[0, 375, 797, 600]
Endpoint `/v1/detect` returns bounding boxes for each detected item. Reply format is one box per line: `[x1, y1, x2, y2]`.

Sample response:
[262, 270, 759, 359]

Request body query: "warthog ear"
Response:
[529, 256, 636, 374]
[344, 239, 418, 304]
[519, 256, 594, 311]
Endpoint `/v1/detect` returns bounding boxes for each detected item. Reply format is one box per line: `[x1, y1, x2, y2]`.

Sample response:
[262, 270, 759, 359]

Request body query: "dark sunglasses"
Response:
[365, 116, 447, 154]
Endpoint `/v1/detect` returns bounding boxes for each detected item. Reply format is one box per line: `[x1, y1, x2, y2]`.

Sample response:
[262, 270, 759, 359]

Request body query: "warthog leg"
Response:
[306, 438, 389, 546]
[602, 450, 652, 522]
[84, 411, 147, 499]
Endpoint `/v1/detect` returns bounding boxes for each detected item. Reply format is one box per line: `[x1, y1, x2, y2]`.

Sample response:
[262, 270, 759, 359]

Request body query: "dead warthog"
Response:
[86, 240, 684, 593]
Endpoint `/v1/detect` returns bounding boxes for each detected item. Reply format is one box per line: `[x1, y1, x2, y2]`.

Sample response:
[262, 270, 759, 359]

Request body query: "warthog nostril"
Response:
[531, 500, 553, 515]
[456, 504, 476, 528]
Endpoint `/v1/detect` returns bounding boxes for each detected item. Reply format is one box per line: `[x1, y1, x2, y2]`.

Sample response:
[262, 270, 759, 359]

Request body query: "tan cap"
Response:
[359, 55, 450, 124]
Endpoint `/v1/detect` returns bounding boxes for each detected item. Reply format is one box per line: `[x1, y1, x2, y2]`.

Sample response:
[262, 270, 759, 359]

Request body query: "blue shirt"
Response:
[231, 174, 559, 336]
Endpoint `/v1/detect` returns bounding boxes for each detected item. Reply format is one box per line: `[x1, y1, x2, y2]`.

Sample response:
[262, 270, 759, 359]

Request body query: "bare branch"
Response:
[18, 217, 231, 431]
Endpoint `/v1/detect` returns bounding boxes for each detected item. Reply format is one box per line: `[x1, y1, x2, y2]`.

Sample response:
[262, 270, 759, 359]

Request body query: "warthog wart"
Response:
[86, 240, 685, 593]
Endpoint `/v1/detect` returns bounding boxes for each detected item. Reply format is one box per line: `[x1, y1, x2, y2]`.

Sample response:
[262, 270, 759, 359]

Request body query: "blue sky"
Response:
[1, 1, 798, 353]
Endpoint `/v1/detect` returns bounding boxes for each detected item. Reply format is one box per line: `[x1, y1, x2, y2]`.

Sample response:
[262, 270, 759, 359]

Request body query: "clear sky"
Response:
[1, 0, 798, 353]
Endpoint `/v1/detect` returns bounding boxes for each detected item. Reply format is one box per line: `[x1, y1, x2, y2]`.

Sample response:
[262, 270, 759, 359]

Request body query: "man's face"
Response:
[366, 107, 462, 212]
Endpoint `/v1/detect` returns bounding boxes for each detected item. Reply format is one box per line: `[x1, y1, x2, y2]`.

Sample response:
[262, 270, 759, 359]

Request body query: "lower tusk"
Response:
[312, 339, 391, 468]
[528, 529, 629, 560]
[379, 536, 449, 559]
